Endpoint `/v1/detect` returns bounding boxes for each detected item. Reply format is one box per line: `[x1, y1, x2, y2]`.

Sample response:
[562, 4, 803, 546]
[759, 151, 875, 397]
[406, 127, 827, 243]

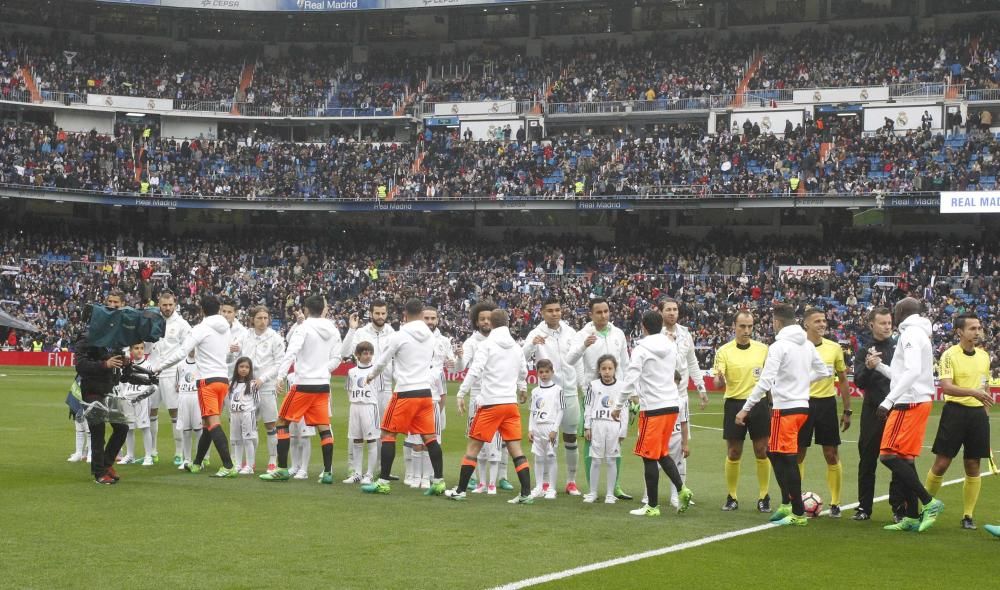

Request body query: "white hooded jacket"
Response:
[277, 317, 342, 387]
[153, 314, 231, 381]
[877, 315, 936, 408]
[371, 319, 434, 393]
[742, 324, 831, 412]
[458, 326, 528, 406]
[522, 320, 582, 396]
[341, 321, 395, 393]
[617, 333, 678, 412]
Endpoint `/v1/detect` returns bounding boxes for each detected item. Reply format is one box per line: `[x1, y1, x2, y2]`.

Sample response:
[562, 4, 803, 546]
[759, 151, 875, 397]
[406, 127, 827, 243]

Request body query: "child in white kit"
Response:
[668, 370, 691, 508]
[343, 342, 379, 485]
[473, 433, 503, 494]
[118, 343, 154, 466]
[529, 359, 563, 499]
[584, 354, 628, 504]
[174, 351, 202, 469]
[229, 357, 261, 475]
[67, 377, 91, 463]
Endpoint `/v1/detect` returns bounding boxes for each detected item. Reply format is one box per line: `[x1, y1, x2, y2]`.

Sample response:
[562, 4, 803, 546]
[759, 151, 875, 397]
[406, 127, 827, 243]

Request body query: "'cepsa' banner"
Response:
[98, 0, 536, 11]
[777, 265, 831, 281]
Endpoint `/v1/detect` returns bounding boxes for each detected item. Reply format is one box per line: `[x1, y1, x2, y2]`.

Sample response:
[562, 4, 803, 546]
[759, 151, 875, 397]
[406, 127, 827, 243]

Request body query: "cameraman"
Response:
[75, 291, 128, 484]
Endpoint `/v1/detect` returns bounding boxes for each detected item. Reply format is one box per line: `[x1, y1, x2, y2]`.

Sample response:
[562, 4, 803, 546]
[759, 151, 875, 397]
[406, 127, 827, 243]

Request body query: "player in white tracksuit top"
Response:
[455, 302, 500, 489]
[145, 291, 191, 465]
[231, 306, 285, 469]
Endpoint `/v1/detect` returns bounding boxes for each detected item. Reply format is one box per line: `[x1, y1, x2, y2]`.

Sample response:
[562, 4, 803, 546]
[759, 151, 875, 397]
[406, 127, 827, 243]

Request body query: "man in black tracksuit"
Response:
[76, 292, 128, 484]
[852, 306, 902, 520]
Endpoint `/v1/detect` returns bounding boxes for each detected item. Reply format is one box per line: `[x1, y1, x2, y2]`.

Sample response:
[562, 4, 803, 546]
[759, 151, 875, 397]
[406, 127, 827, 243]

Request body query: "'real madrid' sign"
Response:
[98, 0, 537, 10]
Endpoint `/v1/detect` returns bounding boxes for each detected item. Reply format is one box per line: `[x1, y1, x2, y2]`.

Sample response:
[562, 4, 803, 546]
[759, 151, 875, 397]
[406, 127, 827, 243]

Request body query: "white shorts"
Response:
[348, 403, 380, 441]
[530, 426, 558, 457]
[669, 428, 685, 465]
[404, 433, 423, 446]
[561, 393, 580, 434]
[258, 390, 278, 424]
[176, 395, 201, 431]
[589, 420, 622, 459]
[156, 375, 179, 410]
[377, 390, 392, 418]
[478, 432, 502, 461]
[124, 397, 150, 429]
[290, 419, 316, 438]
[230, 410, 257, 442]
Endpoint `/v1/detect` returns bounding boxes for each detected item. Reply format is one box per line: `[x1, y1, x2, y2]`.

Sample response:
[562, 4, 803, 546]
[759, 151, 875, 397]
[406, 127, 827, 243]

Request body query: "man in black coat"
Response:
[76, 291, 127, 484]
[852, 306, 903, 520]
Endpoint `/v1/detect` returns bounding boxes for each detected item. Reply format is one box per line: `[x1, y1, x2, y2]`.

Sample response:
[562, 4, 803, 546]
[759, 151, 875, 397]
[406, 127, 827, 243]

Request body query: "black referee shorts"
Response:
[931, 402, 991, 459]
[798, 396, 841, 448]
[723, 398, 770, 441]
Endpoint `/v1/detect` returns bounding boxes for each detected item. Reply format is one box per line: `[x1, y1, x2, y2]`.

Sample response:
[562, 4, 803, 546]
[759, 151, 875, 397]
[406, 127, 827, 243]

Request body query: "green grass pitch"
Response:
[2, 367, 996, 589]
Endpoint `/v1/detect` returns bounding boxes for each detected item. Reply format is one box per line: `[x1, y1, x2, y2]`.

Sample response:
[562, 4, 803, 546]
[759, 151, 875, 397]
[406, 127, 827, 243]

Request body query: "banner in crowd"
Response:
[86, 95, 174, 111]
[432, 101, 519, 116]
[777, 265, 831, 280]
[940, 191, 1000, 214]
[98, 0, 536, 11]
[792, 86, 890, 104]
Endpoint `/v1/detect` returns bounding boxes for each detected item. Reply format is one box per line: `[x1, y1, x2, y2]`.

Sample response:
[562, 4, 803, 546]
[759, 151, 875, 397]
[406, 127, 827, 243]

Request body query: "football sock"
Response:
[125, 429, 135, 458]
[456, 456, 476, 492]
[565, 442, 578, 482]
[207, 423, 233, 469]
[246, 439, 256, 469]
[366, 441, 378, 475]
[963, 475, 981, 517]
[589, 459, 601, 497]
[266, 429, 277, 462]
[499, 451, 509, 481]
[320, 430, 333, 472]
[827, 462, 842, 505]
[74, 423, 86, 456]
[403, 444, 413, 479]
[657, 455, 684, 492]
[488, 461, 499, 486]
[379, 436, 396, 481]
[615, 456, 624, 488]
[232, 440, 244, 467]
[725, 458, 740, 499]
[276, 426, 291, 469]
[425, 439, 444, 479]
[782, 455, 804, 516]
[299, 438, 312, 473]
[194, 429, 212, 465]
[546, 455, 558, 488]
[350, 441, 363, 474]
[149, 415, 158, 454]
[756, 458, 771, 499]
[605, 459, 617, 498]
[642, 458, 659, 508]
[182, 428, 193, 462]
[513, 455, 531, 495]
[583, 439, 593, 484]
[172, 418, 182, 456]
[141, 427, 152, 458]
[924, 470, 944, 497]
[881, 457, 933, 505]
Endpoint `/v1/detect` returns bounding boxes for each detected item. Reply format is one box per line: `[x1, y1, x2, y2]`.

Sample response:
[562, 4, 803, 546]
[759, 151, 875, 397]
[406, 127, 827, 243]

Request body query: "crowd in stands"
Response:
[4, 115, 1000, 200]
[3, 222, 998, 375]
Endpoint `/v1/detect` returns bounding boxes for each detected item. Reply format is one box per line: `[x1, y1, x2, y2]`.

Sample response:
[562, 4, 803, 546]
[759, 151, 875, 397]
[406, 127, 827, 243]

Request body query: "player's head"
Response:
[489, 309, 509, 329]
[541, 296, 562, 327]
[355, 341, 374, 365]
[893, 297, 923, 326]
[868, 306, 892, 341]
[200, 294, 221, 317]
[402, 298, 424, 322]
[536, 358, 554, 382]
[370, 299, 388, 327]
[303, 294, 326, 318]
[640, 310, 663, 337]
[589, 297, 610, 329]
[158, 291, 176, 317]
[232, 356, 253, 383]
[128, 341, 144, 360]
[220, 298, 238, 325]
[597, 354, 617, 383]
[422, 306, 439, 331]
[733, 310, 754, 344]
[658, 297, 679, 328]
[105, 290, 124, 310]
[771, 303, 796, 332]
[803, 307, 827, 340]
[251, 305, 270, 332]
[470, 301, 497, 336]
[955, 313, 982, 345]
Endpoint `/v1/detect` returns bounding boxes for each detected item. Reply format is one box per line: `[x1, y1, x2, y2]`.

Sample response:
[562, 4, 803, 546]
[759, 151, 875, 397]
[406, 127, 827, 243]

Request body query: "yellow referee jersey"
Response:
[939, 344, 991, 408]
[809, 338, 846, 398]
[713, 339, 768, 400]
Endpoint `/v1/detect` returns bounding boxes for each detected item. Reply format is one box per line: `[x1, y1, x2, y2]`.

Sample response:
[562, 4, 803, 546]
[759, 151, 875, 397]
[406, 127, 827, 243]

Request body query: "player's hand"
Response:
[548, 432, 557, 443]
[611, 408, 621, 421]
[456, 345, 463, 359]
[444, 358, 455, 370]
[734, 410, 748, 426]
[252, 378, 263, 390]
[865, 350, 881, 369]
[349, 312, 360, 330]
[876, 406, 889, 421]
[365, 375, 375, 385]
[517, 390, 527, 404]
[457, 397, 466, 416]
[229, 342, 241, 353]
[105, 355, 124, 369]
[840, 411, 852, 432]
[528, 432, 534, 443]
[698, 389, 709, 410]
[294, 311, 305, 324]
[682, 444, 690, 458]
[584, 334, 597, 347]
[532, 335, 546, 346]
[975, 390, 994, 409]
[584, 429, 592, 441]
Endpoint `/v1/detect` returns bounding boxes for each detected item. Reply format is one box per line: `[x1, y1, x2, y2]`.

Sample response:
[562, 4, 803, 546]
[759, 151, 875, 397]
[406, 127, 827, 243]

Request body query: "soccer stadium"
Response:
[2, 0, 1000, 587]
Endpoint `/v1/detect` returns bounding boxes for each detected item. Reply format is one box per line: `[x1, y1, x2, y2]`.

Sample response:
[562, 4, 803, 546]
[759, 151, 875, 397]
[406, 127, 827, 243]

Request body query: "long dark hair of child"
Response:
[596, 354, 618, 376]
[231, 356, 255, 385]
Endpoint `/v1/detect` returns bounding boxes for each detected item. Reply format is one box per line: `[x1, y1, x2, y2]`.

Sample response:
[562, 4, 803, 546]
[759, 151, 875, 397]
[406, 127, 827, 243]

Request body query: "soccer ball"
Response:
[802, 492, 823, 518]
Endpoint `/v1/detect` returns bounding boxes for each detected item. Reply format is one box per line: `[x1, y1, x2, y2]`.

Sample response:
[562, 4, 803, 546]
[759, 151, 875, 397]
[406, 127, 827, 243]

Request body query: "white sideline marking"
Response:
[489, 474, 983, 590]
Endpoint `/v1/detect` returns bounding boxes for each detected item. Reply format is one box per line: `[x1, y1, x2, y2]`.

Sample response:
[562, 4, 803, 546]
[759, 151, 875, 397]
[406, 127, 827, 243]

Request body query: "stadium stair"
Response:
[21, 67, 41, 103]
[231, 62, 256, 116]
[733, 52, 763, 108]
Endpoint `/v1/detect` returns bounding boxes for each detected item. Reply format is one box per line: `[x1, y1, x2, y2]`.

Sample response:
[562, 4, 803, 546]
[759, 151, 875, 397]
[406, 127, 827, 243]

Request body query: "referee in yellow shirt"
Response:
[798, 308, 852, 518]
[925, 313, 992, 530]
[714, 310, 771, 512]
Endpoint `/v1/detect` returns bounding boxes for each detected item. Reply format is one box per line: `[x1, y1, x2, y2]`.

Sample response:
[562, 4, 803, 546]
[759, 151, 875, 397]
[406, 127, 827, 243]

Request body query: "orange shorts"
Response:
[880, 402, 931, 460]
[381, 391, 435, 436]
[468, 403, 522, 443]
[634, 409, 678, 460]
[769, 409, 808, 454]
[279, 385, 331, 426]
[197, 379, 229, 418]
